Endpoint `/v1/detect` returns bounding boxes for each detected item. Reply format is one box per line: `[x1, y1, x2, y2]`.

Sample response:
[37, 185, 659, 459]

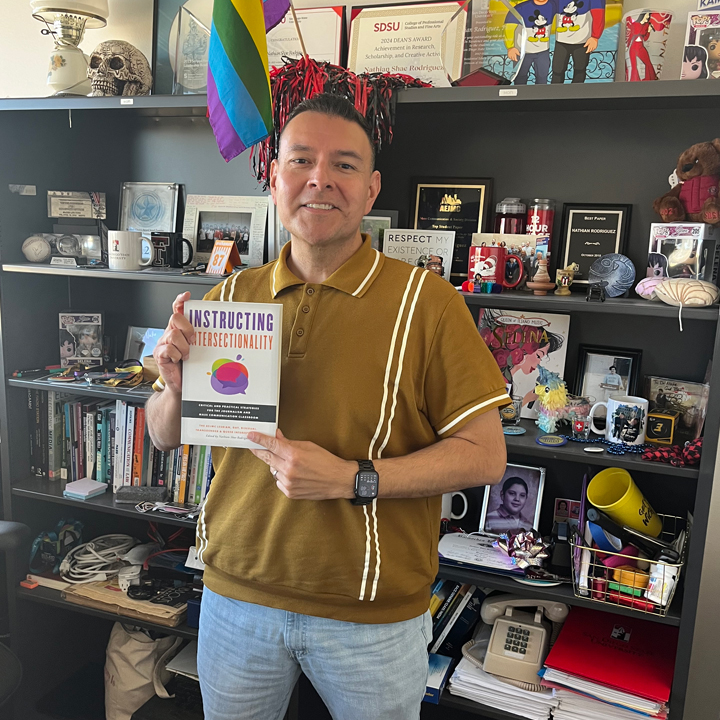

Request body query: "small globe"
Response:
[588, 253, 636, 298]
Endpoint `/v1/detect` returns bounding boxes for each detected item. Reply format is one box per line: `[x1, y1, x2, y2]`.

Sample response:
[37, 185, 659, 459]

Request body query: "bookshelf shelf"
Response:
[8, 377, 153, 402]
[17, 585, 198, 640]
[11, 477, 197, 529]
[437, 563, 681, 627]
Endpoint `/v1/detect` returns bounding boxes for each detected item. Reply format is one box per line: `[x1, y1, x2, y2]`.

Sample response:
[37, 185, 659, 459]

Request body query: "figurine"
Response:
[586, 281, 607, 302]
[534, 365, 569, 433]
[526, 258, 556, 295]
[653, 139, 720, 225]
[554, 262, 579, 295]
[87, 40, 152, 97]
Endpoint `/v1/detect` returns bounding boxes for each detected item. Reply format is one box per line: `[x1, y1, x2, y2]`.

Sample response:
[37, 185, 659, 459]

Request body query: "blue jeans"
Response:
[197, 587, 432, 720]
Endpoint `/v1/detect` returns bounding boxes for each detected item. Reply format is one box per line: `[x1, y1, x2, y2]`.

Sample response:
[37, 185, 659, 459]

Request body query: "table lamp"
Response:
[30, 0, 109, 96]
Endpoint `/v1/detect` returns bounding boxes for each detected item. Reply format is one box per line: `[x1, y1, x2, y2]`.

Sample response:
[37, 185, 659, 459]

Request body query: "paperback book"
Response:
[181, 300, 282, 448]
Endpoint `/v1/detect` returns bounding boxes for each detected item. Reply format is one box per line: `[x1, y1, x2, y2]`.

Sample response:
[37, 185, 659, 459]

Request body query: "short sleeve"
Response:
[424, 293, 511, 438]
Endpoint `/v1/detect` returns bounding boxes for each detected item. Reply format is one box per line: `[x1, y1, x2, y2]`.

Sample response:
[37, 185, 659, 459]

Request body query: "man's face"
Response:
[270, 112, 381, 251]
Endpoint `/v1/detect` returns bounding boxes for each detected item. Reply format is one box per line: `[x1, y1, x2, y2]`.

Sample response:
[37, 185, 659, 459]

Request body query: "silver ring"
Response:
[271, 467, 278, 478]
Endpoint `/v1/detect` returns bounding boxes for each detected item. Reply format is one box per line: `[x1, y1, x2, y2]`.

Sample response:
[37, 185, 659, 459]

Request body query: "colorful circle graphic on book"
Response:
[208, 355, 249, 395]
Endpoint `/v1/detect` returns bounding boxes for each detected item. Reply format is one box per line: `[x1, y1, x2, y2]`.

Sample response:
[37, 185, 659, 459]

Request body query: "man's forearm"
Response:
[374, 431, 507, 498]
[145, 389, 182, 451]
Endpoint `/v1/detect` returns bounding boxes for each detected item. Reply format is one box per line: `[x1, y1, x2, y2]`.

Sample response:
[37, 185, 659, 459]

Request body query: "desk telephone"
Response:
[481, 594, 569, 685]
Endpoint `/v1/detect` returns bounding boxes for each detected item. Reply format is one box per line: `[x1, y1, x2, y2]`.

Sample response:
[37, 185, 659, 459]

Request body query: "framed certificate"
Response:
[559, 204, 632, 285]
[183, 195, 268, 266]
[411, 178, 492, 284]
[348, 1, 467, 86]
[119, 183, 180, 234]
[267, 6, 345, 67]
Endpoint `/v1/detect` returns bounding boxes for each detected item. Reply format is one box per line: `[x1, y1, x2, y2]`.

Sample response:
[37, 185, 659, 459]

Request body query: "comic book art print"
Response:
[478, 309, 570, 418]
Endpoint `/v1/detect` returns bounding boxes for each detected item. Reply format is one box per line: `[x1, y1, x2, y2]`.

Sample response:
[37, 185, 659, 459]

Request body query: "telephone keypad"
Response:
[504, 625, 533, 657]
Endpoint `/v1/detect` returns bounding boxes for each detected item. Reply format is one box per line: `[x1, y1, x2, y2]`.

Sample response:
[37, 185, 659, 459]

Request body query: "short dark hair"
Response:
[279, 93, 376, 169]
[501, 477, 528, 495]
[609, 365, 617, 371]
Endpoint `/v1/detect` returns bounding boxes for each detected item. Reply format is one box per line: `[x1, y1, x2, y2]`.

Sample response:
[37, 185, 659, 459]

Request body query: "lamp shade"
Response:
[30, 0, 109, 28]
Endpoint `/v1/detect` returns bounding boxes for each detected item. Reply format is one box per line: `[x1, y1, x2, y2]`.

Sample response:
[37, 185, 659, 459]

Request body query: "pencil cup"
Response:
[587, 467, 662, 537]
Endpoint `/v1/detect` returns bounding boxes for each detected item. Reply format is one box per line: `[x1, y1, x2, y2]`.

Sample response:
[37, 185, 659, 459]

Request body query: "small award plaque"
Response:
[47, 191, 106, 219]
[172, 6, 210, 95]
[559, 204, 631, 285]
[119, 182, 181, 235]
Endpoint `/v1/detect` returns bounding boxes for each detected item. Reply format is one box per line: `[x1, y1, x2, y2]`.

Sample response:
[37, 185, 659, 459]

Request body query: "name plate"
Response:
[348, 2, 467, 86]
[47, 190, 107, 219]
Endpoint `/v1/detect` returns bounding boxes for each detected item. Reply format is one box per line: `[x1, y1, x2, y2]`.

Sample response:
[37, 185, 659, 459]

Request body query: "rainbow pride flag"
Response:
[208, 0, 289, 162]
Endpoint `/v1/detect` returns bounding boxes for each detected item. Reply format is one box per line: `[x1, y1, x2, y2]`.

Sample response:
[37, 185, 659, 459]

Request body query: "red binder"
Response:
[544, 606, 678, 703]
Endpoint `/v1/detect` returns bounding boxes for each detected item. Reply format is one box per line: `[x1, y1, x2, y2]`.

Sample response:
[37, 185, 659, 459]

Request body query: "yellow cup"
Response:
[587, 468, 662, 537]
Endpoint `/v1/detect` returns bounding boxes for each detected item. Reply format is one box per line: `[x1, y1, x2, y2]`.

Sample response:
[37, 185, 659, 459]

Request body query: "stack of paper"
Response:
[62, 477, 108, 500]
[449, 657, 558, 720]
[552, 687, 667, 720]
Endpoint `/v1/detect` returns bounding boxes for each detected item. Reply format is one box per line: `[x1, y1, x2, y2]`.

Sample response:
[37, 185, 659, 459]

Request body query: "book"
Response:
[47, 390, 67, 479]
[432, 581, 463, 629]
[131, 407, 146, 487]
[181, 300, 282, 448]
[178, 445, 191, 504]
[123, 405, 135, 487]
[543, 606, 679, 704]
[477, 308, 571, 419]
[435, 587, 484, 658]
[113, 400, 127, 491]
[430, 584, 477, 653]
[424, 653, 453, 704]
[194, 445, 207, 504]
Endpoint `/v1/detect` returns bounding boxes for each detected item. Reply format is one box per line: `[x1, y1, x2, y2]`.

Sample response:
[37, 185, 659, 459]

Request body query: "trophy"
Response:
[172, 6, 211, 95]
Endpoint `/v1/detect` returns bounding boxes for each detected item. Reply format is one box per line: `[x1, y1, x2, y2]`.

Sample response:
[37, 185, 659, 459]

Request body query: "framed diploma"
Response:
[267, 7, 345, 67]
[559, 204, 632, 285]
[411, 177, 492, 284]
[348, 1, 467, 86]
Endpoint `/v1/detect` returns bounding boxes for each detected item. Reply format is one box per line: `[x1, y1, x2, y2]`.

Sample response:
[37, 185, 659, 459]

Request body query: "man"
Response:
[504, 0, 555, 84]
[550, 0, 605, 84]
[146, 94, 509, 720]
[601, 364, 624, 401]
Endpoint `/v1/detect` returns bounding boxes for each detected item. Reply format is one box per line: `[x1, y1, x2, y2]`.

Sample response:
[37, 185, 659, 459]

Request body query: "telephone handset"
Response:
[481, 594, 569, 685]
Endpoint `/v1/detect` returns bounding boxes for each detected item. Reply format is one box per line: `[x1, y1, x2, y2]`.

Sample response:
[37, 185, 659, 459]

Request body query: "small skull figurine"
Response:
[87, 40, 152, 97]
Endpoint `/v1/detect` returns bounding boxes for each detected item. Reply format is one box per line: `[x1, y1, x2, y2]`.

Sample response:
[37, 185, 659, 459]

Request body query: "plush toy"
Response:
[653, 139, 720, 225]
[534, 365, 569, 433]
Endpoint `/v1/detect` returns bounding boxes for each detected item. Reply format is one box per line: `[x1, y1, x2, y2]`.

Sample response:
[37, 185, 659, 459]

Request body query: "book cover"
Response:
[194, 445, 207, 504]
[432, 581, 463, 628]
[39, 391, 48, 477]
[436, 587, 484, 658]
[141, 434, 152, 487]
[123, 405, 135, 487]
[478, 308, 570, 419]
[132, 407, 146, 487]
[178, 445, 191, 504]
[113, 400, 127, 491]
[181, 300, 282, 448]
[108, 409, 116, 484]
[48, 390, 68, 479]
[430, 584, 477, 653]
[173, 447, 184, 501]
[543, 606, 679, 703]
[424, 653, 453, 704]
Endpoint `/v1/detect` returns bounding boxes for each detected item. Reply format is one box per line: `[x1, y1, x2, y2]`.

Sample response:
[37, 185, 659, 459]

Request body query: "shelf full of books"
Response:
[26, 388, 212, 505]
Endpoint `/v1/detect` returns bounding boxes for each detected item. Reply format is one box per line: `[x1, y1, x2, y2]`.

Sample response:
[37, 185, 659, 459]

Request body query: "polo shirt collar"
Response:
[270, 235, 384, 299]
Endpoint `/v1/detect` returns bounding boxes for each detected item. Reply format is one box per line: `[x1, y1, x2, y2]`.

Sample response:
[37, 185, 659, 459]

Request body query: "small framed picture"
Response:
[125, 326, 164, 361]
[119, 182, 181, 235]
[574, 345, 643, 416]
[361, 209, 399, 251]
[479, 463, 545, 536]
[559, 204, 632, 285]
[267, 199, 292, 262]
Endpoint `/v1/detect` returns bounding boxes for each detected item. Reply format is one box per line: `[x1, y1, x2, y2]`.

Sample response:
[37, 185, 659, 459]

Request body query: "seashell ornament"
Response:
[635, 276, 666, 301]
[654, 278, 719, 331]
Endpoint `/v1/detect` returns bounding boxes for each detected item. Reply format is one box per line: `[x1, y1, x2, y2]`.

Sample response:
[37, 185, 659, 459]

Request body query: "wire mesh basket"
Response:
[569, 513, 688, 617]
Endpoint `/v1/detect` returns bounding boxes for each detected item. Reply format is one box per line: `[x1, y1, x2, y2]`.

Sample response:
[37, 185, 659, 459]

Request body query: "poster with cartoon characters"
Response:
[478, 309, 570, 418]
[477, 0, 622, 84]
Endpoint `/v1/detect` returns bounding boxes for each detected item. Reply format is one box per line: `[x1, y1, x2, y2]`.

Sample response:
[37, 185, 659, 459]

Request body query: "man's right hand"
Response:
[508, 47, 520, 62]
[153, 291, 195, 395]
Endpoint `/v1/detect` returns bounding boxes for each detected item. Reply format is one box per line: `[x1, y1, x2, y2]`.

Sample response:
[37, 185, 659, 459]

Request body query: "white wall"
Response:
[0, 0, 702, 98]
[0, 0, 154, 98]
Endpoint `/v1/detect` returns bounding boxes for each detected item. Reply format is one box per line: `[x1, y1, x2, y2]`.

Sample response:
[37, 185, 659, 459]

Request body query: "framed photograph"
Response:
[574, 345, 642, 417]
[559, 204, 632, 285]
[411, 177, 493, 285]
[182, 194, 269, 266]
[119, 182, 181, 235]
[362, 209, 399, 251]
[348, 2, 467, 86]
[479, 463, 545, 536]
[125, 327, 164, 361]
[267, 198, 292, 262]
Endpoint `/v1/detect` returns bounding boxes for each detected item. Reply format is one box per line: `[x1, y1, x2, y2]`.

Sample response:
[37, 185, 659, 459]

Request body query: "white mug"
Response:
[108, 231, 153, 271]
[441, 491, 468, 521]
[589, 394, 649, 445]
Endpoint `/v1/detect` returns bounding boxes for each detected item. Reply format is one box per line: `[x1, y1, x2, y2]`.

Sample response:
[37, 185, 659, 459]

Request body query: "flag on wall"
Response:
[208, 0, 289, 162]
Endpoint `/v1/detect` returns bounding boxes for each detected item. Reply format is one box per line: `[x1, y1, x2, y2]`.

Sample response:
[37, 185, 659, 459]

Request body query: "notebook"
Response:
[543, 607, 678, 704]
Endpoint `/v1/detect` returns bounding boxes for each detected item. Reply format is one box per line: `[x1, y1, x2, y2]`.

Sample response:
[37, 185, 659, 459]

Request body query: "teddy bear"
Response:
[653, 139, 720, 225]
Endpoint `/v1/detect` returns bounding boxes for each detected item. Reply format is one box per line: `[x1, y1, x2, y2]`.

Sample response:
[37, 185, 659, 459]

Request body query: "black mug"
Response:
[150, 232, 194, 268]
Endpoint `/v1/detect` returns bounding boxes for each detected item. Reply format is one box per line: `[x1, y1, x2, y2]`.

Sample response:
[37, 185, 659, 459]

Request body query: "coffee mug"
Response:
[150, 232, 194, 268]
[468, 245, 524, 289]
[441, 491, 468, 521]
[589, 395, 649, 445]
[108, 231, 153, 271]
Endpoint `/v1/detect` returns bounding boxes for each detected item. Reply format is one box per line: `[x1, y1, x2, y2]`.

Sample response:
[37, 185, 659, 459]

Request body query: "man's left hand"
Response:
[585, 37, 598, 52]
[248, 429, 357, 500]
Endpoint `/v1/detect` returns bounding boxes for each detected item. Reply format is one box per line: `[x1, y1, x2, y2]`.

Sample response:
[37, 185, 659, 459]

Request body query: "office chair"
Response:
[0, 521, 29, 708]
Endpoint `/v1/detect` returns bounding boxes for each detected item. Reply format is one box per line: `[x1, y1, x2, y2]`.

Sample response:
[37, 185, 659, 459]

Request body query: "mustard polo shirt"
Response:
[196, 236, 510, 623]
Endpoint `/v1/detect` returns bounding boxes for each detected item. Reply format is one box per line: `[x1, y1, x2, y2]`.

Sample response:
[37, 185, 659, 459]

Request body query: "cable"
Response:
[59, 534, 138, 584]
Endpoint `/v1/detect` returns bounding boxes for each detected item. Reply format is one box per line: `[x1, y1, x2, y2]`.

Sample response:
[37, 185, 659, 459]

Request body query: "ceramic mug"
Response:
[441, 491, 468, 521]
[150, 232, 194, 268]
[589, 394, 649, 445]
[108, 231, 153, 271]
[468, 245, 524, 289]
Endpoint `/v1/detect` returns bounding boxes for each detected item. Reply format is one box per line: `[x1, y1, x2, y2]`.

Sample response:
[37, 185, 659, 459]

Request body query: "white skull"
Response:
[87, 40, 152, 97]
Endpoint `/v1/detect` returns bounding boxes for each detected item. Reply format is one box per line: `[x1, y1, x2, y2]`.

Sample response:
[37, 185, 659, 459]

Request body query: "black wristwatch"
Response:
[351, 460, 379, 505]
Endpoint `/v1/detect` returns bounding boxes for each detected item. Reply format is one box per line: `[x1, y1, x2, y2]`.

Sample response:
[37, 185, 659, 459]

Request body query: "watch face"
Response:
[357, 472, 378, 498]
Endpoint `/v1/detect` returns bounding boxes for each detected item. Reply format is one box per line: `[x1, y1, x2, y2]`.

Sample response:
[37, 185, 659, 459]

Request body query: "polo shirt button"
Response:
[302, 306, 310, 313]
[307, 288, 315, 295]
[296, 329, 304, 337]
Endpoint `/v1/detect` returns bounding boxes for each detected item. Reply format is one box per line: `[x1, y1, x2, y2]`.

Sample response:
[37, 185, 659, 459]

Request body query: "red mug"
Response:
[468, 245, 524, 289]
